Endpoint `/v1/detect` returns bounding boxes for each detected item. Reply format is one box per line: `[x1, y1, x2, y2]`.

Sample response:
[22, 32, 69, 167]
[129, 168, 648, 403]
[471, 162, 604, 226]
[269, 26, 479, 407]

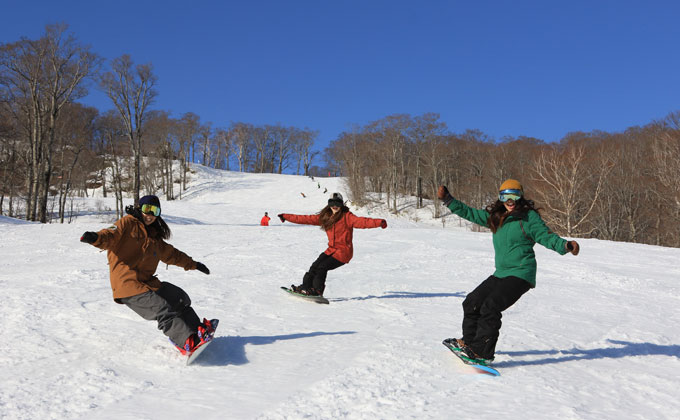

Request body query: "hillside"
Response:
[1, 164, 679, 420]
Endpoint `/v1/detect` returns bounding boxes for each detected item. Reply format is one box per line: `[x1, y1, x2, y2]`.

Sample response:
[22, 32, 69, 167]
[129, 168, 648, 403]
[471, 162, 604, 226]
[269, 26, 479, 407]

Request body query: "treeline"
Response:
[0, 24, 319, 222]
[326, 112, 680, 248]
[3, 25, 680, 249]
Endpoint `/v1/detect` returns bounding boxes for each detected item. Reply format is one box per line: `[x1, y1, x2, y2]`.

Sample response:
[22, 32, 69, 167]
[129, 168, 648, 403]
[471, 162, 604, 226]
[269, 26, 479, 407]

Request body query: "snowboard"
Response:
[281, 286, 330, 304]
[186, 338, 214, 365]
[442, 340, 500, 376]
[186, 319, 219, 366]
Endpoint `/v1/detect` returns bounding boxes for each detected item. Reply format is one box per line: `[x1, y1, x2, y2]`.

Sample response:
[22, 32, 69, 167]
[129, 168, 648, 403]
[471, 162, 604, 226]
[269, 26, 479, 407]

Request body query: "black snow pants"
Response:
[119, 281, 202, 346]
[462, 275, 531, 359]
[301, 253, 345, 295]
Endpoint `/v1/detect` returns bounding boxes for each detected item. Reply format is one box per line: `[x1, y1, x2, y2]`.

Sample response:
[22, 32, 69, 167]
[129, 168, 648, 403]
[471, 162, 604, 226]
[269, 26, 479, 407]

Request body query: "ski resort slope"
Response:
[1, 165, 679, 420]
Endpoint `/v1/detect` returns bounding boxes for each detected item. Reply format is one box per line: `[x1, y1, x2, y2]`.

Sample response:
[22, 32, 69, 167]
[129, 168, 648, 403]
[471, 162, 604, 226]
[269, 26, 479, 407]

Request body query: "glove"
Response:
[80, 231, 98, 244]
[437, 185, 453, 205]
[278, 213, 286, 223]
[380, 220, 387, 229]
[195, 262, 210, 275]
[565, 241, 580, 256]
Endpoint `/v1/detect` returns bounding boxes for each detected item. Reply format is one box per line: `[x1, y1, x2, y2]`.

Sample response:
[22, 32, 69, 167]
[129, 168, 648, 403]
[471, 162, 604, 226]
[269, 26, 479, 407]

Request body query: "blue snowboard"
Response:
[442, 340, 500, 376]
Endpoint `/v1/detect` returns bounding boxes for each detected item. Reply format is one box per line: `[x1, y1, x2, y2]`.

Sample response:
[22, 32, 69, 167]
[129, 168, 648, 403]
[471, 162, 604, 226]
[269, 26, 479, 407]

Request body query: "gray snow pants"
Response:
[119, 281, 201, 346]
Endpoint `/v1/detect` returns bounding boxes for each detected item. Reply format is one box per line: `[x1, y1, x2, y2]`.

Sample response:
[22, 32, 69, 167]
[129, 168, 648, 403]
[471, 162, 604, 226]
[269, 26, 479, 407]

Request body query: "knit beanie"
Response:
[499, 179, 523, 192]
[328, 192, 344, 207]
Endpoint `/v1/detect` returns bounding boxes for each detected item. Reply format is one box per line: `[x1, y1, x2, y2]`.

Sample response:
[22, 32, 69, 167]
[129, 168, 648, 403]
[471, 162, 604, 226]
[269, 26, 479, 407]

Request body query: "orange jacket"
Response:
[260, 215, 271, 226]
[281, 211, 385, 263]
[91, 215, 197, 303]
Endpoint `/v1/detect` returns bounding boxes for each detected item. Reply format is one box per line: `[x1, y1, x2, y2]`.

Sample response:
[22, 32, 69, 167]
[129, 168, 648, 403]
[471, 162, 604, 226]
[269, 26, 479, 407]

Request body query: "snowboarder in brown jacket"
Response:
[80, 195, 216, 355]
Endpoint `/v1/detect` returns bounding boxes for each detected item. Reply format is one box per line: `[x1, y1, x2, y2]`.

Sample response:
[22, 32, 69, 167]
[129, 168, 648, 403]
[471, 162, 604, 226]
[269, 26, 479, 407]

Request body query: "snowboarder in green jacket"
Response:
[439, 179, 579, 365]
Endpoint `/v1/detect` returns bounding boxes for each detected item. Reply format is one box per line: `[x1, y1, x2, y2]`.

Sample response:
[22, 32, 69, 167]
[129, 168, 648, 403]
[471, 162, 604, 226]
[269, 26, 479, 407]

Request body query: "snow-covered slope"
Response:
[1, 165, 679, 420]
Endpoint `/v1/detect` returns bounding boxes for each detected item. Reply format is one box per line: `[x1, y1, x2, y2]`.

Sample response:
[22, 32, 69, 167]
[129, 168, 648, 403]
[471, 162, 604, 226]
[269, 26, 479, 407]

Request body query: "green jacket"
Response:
[445, 198, 568, 287]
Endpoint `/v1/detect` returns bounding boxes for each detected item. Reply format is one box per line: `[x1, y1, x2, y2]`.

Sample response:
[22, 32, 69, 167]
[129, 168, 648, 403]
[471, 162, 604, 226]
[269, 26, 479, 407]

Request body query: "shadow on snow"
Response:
[331, 291, 466, 302]
[191, 331, 356, 366]
[493, 339, 680, 368]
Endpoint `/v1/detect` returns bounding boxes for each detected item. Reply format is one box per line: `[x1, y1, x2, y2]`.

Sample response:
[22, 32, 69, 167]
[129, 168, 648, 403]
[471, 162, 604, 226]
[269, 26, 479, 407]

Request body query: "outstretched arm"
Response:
[437, 185, 489, 227]
[81, 216, 128, 250]
[524, 210, 574, 255]
[158, 241, 202, 271]
[348, 213, 387, 229]
[278, 213, 321, 225]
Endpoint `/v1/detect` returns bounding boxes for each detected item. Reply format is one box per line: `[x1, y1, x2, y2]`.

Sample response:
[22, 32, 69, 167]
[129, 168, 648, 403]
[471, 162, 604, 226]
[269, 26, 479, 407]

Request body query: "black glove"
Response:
[380, 220, 387, 229]
[278, 213, 286, 223]
[437, 186, 454, 206]
[80, 231, 98, 244]
[195, 262, 210, 275]
[566, 241, 580, 256]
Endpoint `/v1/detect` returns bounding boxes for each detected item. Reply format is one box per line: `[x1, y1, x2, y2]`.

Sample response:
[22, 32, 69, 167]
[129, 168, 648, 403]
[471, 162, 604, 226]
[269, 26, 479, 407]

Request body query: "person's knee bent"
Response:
[462, 294, 480, 315]
[156, 282, 192, 311]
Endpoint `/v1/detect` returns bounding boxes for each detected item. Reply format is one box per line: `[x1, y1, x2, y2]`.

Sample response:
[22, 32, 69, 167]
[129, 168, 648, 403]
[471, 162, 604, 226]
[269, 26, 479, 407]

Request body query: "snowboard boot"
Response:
[443, 338, 465, 350]
[291, 284, 321, 296]
[172, 333, 200, 356]
[197, 318, 219, 343]
[459, 345, 494, 366]
[301, 287, 322, 296]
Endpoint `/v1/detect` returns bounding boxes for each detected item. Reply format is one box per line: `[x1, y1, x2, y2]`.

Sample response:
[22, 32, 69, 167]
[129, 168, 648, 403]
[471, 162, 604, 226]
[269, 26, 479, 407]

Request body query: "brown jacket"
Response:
[281, 211, 385, 263]
[91, 215, 197, 303]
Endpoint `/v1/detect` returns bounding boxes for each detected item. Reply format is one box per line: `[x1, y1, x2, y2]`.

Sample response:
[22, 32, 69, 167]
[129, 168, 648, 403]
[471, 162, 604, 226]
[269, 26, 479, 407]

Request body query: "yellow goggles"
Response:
[140, 204, 161, 216]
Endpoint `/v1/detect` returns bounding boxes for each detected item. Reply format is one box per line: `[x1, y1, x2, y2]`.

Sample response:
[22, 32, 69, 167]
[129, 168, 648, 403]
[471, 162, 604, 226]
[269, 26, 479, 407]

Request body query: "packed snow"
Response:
[1, 164, 679, 420]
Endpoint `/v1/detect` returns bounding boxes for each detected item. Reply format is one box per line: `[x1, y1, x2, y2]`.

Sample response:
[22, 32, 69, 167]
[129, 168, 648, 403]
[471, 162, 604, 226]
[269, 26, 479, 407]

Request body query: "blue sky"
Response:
[2, 0, 679, 152]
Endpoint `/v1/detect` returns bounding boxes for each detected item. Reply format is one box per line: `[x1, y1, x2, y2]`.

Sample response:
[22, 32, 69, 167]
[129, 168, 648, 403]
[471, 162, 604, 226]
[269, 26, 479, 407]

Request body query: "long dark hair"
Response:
[485, 197, 540, 233]
[318, 205, 349, 231]
[125, 205, 172, 240]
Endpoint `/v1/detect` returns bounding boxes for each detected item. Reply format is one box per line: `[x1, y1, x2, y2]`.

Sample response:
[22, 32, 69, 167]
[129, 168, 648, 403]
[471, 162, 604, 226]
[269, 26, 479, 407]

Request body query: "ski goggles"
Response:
[499, 189, 523, 202]
[140, 204, 161, 217]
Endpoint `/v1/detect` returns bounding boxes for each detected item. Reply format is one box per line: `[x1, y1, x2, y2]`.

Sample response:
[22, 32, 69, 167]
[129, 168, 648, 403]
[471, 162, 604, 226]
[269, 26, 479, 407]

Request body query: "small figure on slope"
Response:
[278, 192, 387, 297]
[260, 212, 271, 226]
[439, 180, 579, 366]
[79, 195, 217, 356]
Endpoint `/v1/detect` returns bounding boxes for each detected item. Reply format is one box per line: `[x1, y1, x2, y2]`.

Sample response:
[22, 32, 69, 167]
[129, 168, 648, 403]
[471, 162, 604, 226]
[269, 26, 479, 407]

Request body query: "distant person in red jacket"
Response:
[278, 192, 387, 296]
[260, 212, 271, 226]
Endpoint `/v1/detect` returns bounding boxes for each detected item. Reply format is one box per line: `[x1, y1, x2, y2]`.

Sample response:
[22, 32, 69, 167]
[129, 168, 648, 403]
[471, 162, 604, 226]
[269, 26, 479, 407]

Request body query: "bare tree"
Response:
[0, 23, 100, 222]
[651, 112, 680, 246]
[95, 110, 128, 218]
[199, 121, 212, 166]
[0, 109, 21, 216]
[251, 125, 273, 173]
[409, 113, 447, 214]
[100, 54, 156, 204]
[213, 128, 231, 170]
[143, 110, 178, 200]
[458, 130, 496, 212]
[229, 122, 253, 172]
[370, 114, 410, 213]
[327, 128, 369, 204]
[55, 103, 97, 222]
[270, 123, 293, 174]
[175, 112, 201, 194]
[532, 138, 611, 236]
[291, 127, 318, 176]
